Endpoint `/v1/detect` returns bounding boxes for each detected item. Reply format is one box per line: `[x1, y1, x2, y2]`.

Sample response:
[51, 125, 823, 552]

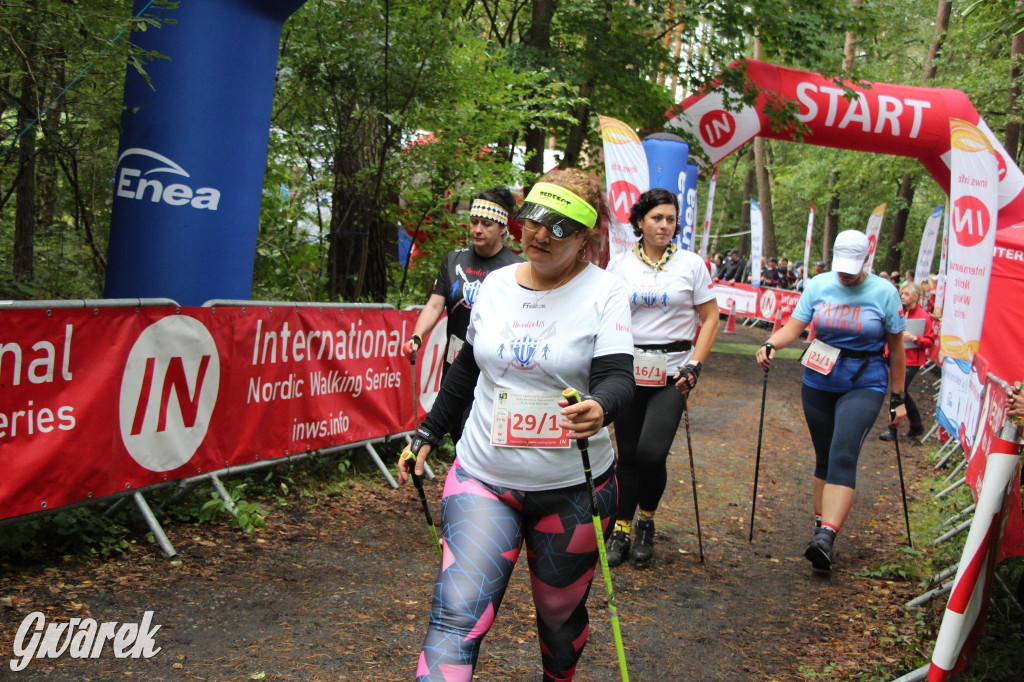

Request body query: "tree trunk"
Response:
[823, 168, 840, 265]
[561, 79, 593, 169]
[751, 38, 776, 258]
[738, 147, 755, 257]
[524, 0, 554, 175]
[924, 1, 953, 83]
[841, 0, 864, 70]
[13, 64, 37, 281]
[711, 154, 742, 255]
[884, 174, 915, 274]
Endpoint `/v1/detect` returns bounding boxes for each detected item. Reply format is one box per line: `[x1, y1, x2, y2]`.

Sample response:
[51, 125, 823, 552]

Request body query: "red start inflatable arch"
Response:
[666, 59, 1024, 383]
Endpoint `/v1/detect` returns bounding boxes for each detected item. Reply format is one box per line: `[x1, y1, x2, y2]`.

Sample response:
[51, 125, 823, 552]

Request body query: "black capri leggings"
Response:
[801, 384, 885, 489]
[613, 383, 685, 520]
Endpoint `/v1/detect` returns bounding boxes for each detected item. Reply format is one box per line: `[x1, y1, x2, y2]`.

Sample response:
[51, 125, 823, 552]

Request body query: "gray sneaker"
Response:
[804, 529, 835, 571]
[605, 530, 631, 567]
[630, 519, 655, 564]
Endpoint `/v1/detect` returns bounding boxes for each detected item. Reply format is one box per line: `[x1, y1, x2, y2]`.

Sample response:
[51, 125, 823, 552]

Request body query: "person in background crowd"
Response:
[764, 257, 781, 287]
[903, 270, 915, 285]
[813, 261, 826, 276]
[881, 282, 935, 442]
[754, 230, 906, 572]
[795, 263, 806, 292]
[403, 187, 523, 441]
[712, 252, 725, 279]
[778, 257, 792, 289]
[719, 249, 746, 282]
[605, 188, 720, 566]
[398, 168, 635, 681]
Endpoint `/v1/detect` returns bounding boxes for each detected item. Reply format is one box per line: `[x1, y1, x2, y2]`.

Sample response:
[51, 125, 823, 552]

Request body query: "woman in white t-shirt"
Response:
[398, 169, 635, 681]
[604, 188, 720, 566]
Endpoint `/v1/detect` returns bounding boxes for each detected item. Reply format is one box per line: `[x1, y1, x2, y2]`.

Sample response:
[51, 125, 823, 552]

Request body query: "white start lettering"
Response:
[794, 82, 933, 138]
[115, 148, 221, 210]
[10, 611, 162, 671]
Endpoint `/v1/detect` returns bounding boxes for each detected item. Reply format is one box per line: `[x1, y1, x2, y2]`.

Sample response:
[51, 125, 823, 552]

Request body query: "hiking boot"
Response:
[804, 529, 835, 572]
[605, 530, 630, 567]
[879, 427, 896, 442]
[630, 519, 655, 564]
[906, 425, 925, 440]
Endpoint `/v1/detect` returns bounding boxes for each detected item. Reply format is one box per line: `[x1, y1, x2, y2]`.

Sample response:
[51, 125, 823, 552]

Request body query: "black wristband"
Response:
[411, 334, 423, 348]
[762, 342, 776, 355]
[411, 425, 441, 453]
[890, 392, 906, 410]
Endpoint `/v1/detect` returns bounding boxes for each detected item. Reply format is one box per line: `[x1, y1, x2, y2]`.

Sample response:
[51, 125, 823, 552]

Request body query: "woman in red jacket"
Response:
[881, 282, 936, 441]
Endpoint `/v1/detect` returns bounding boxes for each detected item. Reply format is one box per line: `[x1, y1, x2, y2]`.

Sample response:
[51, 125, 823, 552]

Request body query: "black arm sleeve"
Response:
[589, 353, 635, 426]
[420, 342, 481, 438]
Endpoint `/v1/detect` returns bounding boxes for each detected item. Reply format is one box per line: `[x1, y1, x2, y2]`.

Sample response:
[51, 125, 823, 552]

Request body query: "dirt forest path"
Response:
[0, 323, 936, 681]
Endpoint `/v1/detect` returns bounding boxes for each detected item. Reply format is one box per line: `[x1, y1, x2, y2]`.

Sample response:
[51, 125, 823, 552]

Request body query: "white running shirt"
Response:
[607, 247, 716, 370]
[457, 263, 633, 490]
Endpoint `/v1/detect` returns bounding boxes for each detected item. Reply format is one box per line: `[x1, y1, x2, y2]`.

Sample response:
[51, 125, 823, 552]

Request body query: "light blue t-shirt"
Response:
[792, 272, 905, 393]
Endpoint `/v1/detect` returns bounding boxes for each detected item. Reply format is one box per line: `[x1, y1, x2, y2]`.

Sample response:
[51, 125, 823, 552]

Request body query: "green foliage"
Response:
[197, 482, 267, 535]
[0, 507, 132, 561]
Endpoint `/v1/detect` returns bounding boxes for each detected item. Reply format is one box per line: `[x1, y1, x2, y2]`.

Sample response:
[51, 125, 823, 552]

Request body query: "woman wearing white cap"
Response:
[403, 187, 523, 440]
[754, 230, 907, 571]
[398, 169, 635, 680]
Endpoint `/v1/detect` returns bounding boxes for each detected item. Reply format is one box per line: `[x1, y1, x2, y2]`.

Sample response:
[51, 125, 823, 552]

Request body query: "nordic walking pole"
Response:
[681, 394, 705, 563]
[401, 353, 443, 561]
[890, 408, 913, 548]
[563, 387, 629, 682]
[749, 364, 770, 543]
[400, 450, 443, 560]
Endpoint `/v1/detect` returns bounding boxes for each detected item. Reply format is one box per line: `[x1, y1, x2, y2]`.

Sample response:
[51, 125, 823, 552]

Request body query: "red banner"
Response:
[0, 304, 437, 522]
[712, 281, 801, 325]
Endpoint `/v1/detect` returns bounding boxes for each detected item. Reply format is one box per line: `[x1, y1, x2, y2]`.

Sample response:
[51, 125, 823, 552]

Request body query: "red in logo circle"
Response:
[952, 195, 990, 247]
[609, 180, 640, 224]
[699, 110, 736, 148]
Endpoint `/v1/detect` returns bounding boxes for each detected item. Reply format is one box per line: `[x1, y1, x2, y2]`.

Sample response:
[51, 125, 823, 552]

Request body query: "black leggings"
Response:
[613, 383, 685, 520]
[801, 384, 884, 489]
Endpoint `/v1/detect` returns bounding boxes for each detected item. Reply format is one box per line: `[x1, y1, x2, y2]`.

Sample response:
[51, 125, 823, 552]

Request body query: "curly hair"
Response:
[536, 168, 608, 262]
[628, 188, 679, 238]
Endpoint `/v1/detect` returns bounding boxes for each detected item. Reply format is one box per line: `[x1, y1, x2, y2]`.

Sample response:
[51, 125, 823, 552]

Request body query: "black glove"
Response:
[678, 362, 702, 390]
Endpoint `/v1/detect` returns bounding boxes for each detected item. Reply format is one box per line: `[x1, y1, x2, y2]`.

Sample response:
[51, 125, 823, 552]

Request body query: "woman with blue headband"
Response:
[398, 169, 635, 681]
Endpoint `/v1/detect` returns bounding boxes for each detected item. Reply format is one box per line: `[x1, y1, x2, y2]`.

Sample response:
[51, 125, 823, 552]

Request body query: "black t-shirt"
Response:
[431, 245, 522, 367]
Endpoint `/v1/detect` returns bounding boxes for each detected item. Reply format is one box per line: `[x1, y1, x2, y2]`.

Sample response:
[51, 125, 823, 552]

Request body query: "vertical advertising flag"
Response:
[803, 204, 814, 287]
[915, 204, 945, 283]
[700, 166, 718, 257]
[679, 163, 699, 251]
[750, 199, 763, 288]
[600, 116, 649, 260]
[936, 120, 1000, 442]
[941, 120, 999, 362]
[863, 203, 887, 273]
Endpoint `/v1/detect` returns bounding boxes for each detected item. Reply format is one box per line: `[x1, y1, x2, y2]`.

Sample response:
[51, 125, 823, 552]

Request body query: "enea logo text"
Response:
[115, 148, 221, 210]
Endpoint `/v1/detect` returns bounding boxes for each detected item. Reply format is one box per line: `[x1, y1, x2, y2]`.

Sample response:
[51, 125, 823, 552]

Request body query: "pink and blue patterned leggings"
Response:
[415, 460, 616, 682]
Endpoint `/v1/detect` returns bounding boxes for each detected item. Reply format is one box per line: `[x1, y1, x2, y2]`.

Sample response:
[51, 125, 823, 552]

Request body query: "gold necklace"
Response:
[526, 261, 579, 309]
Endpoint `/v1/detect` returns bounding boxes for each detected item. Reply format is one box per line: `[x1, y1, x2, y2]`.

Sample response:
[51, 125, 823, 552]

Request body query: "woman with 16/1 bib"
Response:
[755, 230, 907, 571]
[605, 188, 720, 566]
[398, 169, 635, 681]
